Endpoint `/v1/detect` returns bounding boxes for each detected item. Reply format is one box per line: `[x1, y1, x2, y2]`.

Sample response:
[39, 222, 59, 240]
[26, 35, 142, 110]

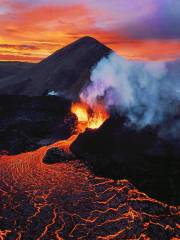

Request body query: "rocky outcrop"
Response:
[43, 147, 75, 164]
[71, 116, 180, 205]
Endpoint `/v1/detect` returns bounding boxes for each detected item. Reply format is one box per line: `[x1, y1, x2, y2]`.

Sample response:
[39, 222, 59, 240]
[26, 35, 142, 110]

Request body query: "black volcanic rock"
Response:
[70, 116, 180, 205]
[0, 95, 75, 155]
[43, 147, 74, 164]
[0, 37, 112, 99]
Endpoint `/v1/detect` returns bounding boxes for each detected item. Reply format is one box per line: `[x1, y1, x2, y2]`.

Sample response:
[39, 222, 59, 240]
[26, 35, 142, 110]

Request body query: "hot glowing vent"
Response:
[71, 101, 109, 131]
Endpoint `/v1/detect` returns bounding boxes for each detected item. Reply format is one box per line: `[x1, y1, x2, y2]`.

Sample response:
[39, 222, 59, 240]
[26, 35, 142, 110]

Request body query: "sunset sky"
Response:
[0, 0, 180, 62]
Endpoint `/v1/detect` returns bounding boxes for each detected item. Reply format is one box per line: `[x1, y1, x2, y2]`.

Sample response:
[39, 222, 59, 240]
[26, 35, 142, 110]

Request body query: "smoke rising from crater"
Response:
[80, 53, 180, 136]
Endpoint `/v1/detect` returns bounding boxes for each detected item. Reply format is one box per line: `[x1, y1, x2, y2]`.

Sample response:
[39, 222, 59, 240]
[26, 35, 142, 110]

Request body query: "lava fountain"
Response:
[71, 101, 109, 133]
[47, 101, 109, 151]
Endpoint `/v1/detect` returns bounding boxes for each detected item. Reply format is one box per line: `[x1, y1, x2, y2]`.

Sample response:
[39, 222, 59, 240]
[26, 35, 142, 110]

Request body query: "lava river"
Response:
[0, 102, 179, 240]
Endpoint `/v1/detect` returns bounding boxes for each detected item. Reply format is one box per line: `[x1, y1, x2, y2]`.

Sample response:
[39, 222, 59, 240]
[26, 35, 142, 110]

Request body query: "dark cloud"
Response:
[113, 0, 180, 39]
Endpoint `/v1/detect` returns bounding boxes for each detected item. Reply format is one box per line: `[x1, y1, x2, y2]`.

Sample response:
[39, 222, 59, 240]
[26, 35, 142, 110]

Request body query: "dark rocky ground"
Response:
[43, 147, 75, 164]
[0, 95, 75, 155]
[71, 115, 180, 206]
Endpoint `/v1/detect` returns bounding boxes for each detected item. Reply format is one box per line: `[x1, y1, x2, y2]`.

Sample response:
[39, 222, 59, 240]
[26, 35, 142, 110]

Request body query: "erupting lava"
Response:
[0, 102, 179, 240]
[71, 101, 109, 132]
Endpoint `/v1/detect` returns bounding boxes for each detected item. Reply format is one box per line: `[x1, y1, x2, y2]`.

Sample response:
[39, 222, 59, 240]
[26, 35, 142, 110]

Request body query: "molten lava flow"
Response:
[0, 103, 179, 239]
[71, 101, 109, 133]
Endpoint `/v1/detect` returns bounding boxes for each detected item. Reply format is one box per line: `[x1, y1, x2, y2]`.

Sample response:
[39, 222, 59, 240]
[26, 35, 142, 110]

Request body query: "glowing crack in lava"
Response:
[0, 103, 179, 239]
[71, 101, 109, 132]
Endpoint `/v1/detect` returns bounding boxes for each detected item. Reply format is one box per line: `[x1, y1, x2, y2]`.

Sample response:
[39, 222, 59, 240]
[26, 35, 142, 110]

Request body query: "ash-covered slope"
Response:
[0, 37, 112, 99]
[0, 61, 35, 79]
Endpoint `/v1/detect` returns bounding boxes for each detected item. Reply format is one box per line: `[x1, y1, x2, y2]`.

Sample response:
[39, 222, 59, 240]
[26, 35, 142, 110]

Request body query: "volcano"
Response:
[0, 37, 179, 239]
[0, 37, 112, 99]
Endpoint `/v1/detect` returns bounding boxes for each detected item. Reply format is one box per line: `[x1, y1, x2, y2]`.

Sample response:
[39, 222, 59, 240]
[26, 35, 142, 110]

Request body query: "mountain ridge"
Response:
[0, 36, 112, 99]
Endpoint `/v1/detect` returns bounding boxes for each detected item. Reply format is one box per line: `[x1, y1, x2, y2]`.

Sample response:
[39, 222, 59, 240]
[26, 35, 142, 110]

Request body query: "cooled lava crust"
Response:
[0, 139, 179, 240]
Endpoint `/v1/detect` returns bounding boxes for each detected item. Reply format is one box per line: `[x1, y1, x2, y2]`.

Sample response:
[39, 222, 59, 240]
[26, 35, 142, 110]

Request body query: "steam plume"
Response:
[80, 53, 180, 137]
[48, 90, 59, 96]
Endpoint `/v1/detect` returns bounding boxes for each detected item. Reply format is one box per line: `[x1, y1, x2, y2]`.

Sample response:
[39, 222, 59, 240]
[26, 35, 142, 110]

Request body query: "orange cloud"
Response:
[0, 1, 180, 62]
[0, 53, 41, 62]
[107, 39, 180, 61]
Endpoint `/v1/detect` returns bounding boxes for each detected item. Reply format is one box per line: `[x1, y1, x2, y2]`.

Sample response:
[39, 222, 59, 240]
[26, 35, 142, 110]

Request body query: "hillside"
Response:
[0, 37, 112, 99]
[0, 61, 35, 79]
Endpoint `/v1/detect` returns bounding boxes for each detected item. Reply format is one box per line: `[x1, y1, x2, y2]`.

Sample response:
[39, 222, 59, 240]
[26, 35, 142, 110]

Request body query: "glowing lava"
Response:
[71, 101, 109, 132]
[0, 102, 179, 239]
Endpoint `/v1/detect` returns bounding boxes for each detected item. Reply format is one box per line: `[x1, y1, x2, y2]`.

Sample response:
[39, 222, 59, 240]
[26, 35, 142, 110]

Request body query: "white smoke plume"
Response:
[80, 53, 180, 131]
